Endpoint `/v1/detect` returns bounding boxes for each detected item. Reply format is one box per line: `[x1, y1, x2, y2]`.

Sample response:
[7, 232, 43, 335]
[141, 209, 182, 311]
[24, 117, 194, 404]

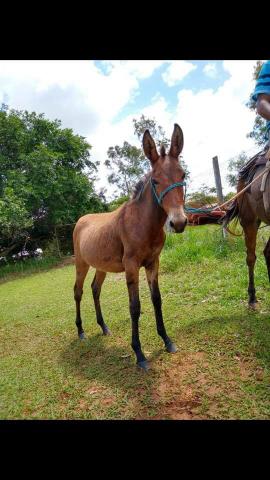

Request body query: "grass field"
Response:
[1, 225, 270, 419]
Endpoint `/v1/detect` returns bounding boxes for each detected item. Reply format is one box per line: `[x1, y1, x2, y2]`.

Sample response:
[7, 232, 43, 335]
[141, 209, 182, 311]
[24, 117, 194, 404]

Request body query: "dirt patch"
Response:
[134, 351, 209, 420]
[149, 350, 263, 420]
[135, 350, 259, 420]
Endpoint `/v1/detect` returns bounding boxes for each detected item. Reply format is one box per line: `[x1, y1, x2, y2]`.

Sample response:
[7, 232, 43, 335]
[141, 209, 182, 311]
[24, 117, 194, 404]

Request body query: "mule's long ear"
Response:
[169, 124, 184, 158]
[143, 129, 159, 165]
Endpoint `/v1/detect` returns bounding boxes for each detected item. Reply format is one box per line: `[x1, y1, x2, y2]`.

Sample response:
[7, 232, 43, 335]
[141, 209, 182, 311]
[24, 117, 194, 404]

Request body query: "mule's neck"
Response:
[136, 179, 167, 234]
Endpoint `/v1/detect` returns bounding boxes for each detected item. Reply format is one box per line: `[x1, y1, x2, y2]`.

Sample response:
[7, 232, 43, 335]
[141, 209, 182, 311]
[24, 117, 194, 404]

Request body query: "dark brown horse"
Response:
[73, 124, 187, 370]
[222, 147, 270, 308]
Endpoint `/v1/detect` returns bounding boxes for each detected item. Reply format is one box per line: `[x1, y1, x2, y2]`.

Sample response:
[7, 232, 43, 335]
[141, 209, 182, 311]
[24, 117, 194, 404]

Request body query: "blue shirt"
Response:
[252, 60, 270, 138]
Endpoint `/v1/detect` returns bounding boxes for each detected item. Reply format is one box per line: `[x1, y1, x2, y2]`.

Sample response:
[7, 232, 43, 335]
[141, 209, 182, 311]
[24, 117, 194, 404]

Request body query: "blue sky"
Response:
[106, 61, 231, 124]
[0, 60, 260, 198]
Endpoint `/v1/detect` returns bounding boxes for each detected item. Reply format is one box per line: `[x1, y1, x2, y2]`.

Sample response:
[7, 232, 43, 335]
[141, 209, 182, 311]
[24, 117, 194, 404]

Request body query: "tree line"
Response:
[0, 61, 266, 260]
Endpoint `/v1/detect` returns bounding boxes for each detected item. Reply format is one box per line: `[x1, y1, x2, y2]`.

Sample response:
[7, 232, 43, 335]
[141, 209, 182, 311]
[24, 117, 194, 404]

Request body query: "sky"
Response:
[0, 60, 261, 199]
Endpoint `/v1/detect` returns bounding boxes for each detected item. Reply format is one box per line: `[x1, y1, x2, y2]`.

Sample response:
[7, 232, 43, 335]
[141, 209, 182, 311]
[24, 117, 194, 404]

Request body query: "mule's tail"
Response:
[219, 199, 239, 227]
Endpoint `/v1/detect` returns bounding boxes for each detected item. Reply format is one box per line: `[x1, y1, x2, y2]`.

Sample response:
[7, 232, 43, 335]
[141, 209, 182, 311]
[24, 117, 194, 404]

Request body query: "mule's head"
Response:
[143, 123, 187, 233]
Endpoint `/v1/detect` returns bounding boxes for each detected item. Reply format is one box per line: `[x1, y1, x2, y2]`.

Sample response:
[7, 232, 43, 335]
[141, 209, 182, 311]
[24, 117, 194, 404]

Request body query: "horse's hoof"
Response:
[103, 326, 111, 336]
[166, 342, 178, 353]
[79, 332, 86, 340]
[137, 360, 150, 371]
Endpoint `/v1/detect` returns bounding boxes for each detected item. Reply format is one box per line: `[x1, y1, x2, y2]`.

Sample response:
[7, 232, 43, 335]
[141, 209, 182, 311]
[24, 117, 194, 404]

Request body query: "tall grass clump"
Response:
[161, 225, 245, 272]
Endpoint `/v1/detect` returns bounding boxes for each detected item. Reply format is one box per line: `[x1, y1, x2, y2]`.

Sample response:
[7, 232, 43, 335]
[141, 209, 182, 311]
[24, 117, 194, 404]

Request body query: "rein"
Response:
[149, 158, 270, 217]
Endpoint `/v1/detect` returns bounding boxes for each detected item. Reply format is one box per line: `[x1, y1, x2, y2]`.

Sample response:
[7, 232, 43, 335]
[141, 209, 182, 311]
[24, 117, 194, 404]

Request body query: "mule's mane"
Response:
[160, 145, 166, 157]
[131, 172, 151, 200]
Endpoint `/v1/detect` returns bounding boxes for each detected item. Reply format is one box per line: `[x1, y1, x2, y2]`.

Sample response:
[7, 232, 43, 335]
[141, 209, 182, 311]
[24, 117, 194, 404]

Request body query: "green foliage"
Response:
[161, 226, 243, 272]
[224, 191, 236, 201]
[133, 114, 170, 148]
[105, 115, 191, 197]
[0, 107, 107, 258]
[186, 184, 217, 206]
[108, 195, 129, 212]
[0, 255, 60, 281]
[42, 237, 61, 258]
[1, 225, 270, 419]
[226, 151, 249, 188]
[105, 142, 147, 196]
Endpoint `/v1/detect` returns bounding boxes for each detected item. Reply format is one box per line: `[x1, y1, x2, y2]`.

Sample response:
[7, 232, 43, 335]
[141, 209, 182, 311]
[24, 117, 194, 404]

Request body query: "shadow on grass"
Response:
[174, 310, 270, 367]
[59, 311, 270, 394]
[59, 331, 171, 395]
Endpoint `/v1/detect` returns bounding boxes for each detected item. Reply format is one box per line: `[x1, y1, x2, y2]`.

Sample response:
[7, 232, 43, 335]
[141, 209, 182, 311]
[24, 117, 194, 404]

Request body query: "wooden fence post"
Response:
[212, 156, 227, 238]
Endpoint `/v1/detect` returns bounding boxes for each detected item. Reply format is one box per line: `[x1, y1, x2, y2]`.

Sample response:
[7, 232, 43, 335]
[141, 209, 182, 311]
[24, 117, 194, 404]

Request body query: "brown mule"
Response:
[73, 124, 187, 370]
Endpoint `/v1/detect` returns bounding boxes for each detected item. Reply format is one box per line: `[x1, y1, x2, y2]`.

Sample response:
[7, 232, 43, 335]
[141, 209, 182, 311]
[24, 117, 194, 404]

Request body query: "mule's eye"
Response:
[152, 178, 159, 185]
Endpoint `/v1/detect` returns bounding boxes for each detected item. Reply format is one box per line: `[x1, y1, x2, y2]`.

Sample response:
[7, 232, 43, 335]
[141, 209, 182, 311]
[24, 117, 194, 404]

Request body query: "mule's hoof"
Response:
[137, 360, 150, 371]
[103, 326, 111, 336]
[248, 302, 257, 311]
[79, 332, 86, 340]
[166, 342, 178, 353]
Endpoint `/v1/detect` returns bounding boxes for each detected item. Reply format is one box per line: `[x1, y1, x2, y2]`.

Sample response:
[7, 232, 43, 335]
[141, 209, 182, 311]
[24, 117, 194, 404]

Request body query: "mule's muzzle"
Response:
[169, 217, 187, 233]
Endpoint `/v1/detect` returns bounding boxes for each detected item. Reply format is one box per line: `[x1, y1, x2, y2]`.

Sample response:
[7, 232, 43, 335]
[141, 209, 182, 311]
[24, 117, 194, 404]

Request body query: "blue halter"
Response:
[150, 177, 186, 206]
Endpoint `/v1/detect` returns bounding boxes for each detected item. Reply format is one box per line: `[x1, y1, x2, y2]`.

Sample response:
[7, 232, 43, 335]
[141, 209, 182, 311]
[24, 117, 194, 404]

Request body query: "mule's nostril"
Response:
[169, 221, 175, 229]
[185, 218, 187, 225]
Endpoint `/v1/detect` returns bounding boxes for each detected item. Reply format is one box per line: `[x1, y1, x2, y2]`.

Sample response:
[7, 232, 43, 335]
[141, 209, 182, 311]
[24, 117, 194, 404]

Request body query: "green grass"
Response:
[1, 225, 270, 419]
[0, 256, 61, 282]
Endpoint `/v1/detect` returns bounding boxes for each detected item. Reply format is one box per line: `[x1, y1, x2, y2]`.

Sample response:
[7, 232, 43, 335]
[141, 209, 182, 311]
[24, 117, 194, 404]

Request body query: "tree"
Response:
[226, 151, 249, 188]
[108, 195, 129, 212]
[247, 60, 267, 146]
[186, 184, 217, 207]
[133, 114, 170, 149]
[105, 142, 147, 197]
[0, 107, 107, 258]
[105, 115, 191, 199]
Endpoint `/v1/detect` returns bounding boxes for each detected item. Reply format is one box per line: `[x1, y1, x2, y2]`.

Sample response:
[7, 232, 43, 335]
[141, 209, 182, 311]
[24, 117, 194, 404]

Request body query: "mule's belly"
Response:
[79, 225, 124, 273]
[85, 257, 125, 273]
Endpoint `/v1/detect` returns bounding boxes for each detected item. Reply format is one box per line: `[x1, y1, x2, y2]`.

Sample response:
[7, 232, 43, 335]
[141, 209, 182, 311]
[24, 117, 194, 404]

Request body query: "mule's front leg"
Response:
[125, 260, 148, 371]
[145, 259, 177, 353]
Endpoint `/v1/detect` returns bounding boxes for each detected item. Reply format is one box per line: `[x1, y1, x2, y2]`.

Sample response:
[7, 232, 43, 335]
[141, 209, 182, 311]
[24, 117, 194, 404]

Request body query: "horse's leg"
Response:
[242, 222, 258, 308]
[91, 270, 111, 335]
[145, 259, 177, 353]
[263, 236, 270, 282]
[124, 260, 148, 370]
[74, 260, 89, 339]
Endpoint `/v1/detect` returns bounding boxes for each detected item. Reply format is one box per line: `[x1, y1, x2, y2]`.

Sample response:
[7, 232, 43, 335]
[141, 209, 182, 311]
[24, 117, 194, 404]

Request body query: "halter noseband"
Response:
[150, 177, 186, 206]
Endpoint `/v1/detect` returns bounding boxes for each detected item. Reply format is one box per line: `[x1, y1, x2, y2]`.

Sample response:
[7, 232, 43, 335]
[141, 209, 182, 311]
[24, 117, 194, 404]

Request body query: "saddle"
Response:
[238, 145, 270, 217]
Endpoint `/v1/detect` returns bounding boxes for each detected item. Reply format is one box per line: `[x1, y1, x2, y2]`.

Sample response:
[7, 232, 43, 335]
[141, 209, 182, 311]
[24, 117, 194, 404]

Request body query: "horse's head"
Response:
[143, 123, 187, 233]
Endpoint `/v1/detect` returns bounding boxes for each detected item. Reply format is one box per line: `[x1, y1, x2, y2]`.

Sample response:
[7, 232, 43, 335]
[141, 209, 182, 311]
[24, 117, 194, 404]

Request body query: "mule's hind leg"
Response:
[91, 270, 111, 335]
[242, 222, 259, 308]
[263, 236, 270, 282]
[74, 260, 89, 339]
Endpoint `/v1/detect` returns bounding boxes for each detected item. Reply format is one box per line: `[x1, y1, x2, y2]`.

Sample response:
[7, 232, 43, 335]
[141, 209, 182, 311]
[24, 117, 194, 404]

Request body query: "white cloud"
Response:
[0, 60, 166, 135]
[0, 60, 260, 199]
[162, 61, 197, 87]
[203, 63, 217, 78]
[175, 61, 258, 192]
[101, 60, 164, 79]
